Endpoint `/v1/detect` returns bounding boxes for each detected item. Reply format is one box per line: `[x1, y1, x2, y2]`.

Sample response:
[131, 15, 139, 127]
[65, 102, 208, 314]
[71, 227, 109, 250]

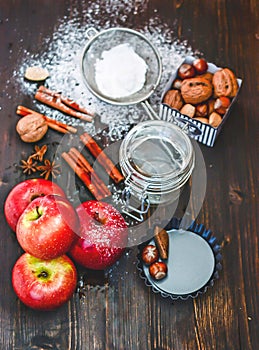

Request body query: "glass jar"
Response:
[119, 120, 195, 214]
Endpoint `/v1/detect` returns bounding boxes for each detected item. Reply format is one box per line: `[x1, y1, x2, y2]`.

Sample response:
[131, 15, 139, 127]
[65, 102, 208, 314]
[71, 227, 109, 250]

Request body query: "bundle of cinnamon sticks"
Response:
[62, 133, 124, 201]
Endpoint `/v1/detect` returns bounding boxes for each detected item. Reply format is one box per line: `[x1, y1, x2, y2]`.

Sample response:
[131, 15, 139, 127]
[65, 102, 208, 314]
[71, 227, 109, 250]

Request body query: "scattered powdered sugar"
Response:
[10, 0, 200, 136]
[95, 43, 147, 99]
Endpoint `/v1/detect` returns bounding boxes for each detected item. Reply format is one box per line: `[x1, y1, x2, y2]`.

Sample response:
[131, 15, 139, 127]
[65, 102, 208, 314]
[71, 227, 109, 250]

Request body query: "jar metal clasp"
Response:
[121, 175, 150, 222]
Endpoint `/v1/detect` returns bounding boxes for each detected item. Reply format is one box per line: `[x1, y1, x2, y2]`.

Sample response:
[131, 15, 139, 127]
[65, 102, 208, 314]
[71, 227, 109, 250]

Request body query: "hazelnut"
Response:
[178, 63, 196, 79]
[214, 96, 231, 115]
[149, 261, 168, 280]
[142, 245, 159, 265]
[180, 103, 196, 118]
[195, 103, 208, 117]
[193, 117, 209, 124]
[209, 112, 222, 128]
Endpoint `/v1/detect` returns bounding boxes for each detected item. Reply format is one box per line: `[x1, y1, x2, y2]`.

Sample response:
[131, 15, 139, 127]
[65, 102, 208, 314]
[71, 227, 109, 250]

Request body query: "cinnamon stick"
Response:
[16, 105, 77, 134]
[80, 132, 124, 184]
[37, 85, 92, 116]
[61, 152, 104, 201]
[35, 86, 93, 122]
[68, 147, 111, 198]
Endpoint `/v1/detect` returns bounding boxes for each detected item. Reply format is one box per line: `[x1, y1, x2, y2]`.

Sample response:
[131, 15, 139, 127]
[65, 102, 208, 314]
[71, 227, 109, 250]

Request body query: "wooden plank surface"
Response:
[0, 1, 258, 349]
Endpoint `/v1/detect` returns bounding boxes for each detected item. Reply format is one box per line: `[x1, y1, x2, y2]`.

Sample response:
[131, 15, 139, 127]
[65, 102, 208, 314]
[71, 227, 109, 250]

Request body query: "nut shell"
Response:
[163, 89, 183, 110]
[181, 77, 213, 104]
[209, 112, 222, 128]
[142, 245, 159, 265]
[180, 104, 196, 118]
[212, 68, 238, 98]
[149, 261, 168, 280]
[16, 113, 48, 142]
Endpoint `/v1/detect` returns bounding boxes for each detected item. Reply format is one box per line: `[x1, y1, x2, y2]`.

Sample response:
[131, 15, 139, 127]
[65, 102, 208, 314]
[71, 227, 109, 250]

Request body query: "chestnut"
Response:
[178, 63, 195, 79]
[193, 58, 208, 74]
[149, 261, 168, 280]
[214, 96, 231, 115]
[142, 245, 159, 265]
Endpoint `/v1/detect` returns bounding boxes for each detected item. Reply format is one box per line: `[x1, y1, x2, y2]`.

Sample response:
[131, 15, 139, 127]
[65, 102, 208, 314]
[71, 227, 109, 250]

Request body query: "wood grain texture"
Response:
[0, 0, 258, 349]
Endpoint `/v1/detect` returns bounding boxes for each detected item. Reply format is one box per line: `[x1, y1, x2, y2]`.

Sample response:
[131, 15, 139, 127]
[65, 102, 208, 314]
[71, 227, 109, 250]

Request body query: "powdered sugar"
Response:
[95, 43, 147, 99]
[10, 0, 199, 135]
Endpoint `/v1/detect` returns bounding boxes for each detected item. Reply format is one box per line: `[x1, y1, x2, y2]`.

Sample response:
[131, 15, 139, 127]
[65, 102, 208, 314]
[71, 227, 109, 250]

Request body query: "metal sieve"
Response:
[81, 27, 162, 120]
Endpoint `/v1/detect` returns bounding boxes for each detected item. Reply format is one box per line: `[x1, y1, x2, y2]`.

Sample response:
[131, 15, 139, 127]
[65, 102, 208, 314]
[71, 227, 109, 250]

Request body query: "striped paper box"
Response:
[160, 56, 242, 147]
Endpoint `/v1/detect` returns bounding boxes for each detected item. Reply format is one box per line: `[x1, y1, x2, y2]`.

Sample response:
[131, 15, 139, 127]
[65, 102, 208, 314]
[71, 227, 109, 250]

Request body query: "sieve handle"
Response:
[85, 27, 99, 40]
[141, 100, 160, 121]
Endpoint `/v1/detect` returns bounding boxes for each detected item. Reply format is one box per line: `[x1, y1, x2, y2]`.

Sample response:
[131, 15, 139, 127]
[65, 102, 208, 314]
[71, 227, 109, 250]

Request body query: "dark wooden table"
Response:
[0, 1, 258, 349]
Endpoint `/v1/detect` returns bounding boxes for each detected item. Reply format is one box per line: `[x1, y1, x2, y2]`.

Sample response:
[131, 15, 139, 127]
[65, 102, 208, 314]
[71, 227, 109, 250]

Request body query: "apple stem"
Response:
[93, 210, 107, 225]
[36, 206, 42, 218]
[37, 271, 48, 279]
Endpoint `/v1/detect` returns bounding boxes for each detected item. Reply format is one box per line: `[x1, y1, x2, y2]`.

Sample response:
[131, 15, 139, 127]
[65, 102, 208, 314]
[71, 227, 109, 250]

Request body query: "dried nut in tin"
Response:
[154, 226, 169, 260]
[195, 103, 208, 117]
[208, 98, 216, 115]
[212, 68, 238, 98]
[181, 77, 213, 104]
[194, 117, 209, 124]
[142, 245, 159, 265]
[209, 112, 222, 128]
[16, 113, 48, 142]
[214, 96, 231, 115]
[163, 89, 183, 110]
[192, 58, 208, 74]
[178, 63, 196, 79]
[149, 261, 168, 280]
[199, 72, 213, 82]
[172, 78, 182, 90]
[180, 103, 196, 118]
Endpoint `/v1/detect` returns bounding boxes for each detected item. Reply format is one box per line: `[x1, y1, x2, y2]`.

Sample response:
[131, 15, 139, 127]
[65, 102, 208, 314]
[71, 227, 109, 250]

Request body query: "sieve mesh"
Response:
[81, 27, 162, 105]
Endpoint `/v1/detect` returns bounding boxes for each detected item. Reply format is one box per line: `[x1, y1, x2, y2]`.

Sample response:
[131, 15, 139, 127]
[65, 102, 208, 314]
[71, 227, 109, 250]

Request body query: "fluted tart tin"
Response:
[137, 218, 222, 300]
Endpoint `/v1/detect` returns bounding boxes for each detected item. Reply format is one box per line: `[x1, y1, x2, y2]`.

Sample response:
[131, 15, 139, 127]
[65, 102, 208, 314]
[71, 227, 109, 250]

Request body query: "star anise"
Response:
[29, 144, 48, 162]
[37, 159, 61, 180]
[20, 158, 38, 175]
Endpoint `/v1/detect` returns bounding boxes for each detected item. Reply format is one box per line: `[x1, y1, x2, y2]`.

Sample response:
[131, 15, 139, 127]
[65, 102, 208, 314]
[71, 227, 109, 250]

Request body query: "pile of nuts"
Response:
[141, 226, 169, 281]
[163, 58, 239, 128]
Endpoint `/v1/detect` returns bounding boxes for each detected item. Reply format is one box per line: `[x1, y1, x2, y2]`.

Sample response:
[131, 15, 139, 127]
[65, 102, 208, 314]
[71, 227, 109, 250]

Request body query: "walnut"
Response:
[199, 72, 213, 82]
[181, 77, 213, 104]
[16, 114, 48, 142]
[163, 89, 183, 110]
[212, 68, 238, 98]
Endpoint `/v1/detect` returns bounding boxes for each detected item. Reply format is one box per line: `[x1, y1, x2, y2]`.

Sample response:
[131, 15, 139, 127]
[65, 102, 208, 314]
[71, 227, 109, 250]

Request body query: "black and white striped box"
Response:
[160, 56, 242, 147]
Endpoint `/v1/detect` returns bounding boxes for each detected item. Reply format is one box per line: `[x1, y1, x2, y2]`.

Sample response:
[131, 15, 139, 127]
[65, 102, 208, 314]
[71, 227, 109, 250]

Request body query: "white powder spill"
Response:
[95, 43, 147, 99]
[9, 0, 200, 136]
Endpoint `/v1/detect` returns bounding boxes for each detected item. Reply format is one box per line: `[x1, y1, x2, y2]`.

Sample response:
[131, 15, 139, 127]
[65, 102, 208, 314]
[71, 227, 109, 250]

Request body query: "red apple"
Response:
[69, 200, 128, 270]
[12, 253, 77, 311]
[16, 194, 79, 260]
[4, 178, 66, 232]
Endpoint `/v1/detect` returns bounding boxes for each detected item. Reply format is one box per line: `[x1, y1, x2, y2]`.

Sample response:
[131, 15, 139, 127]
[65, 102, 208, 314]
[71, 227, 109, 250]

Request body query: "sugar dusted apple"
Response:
[69, 200, 128, 270]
